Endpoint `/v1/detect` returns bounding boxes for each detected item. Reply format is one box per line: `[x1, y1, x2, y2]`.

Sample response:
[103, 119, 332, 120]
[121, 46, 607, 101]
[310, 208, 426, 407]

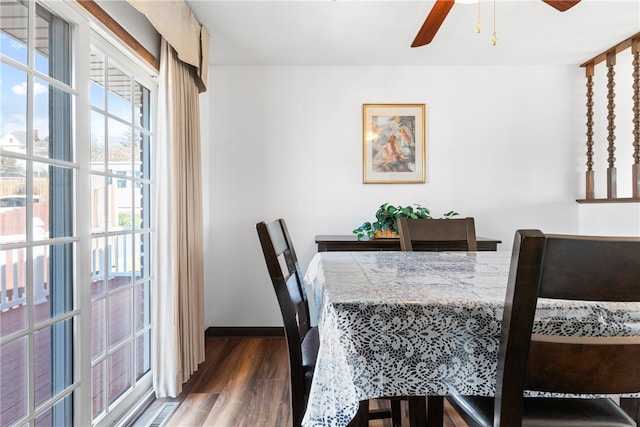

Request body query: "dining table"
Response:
[300, 250, 640, 427]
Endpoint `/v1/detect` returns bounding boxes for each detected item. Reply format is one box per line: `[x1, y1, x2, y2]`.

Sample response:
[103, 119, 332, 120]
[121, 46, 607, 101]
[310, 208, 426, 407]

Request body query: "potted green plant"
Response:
[352, 203, 458, 240]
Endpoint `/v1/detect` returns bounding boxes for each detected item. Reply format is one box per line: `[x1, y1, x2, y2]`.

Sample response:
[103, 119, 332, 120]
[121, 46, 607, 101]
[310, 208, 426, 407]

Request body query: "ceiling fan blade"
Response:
[542, 0, 581, 12]
[411, 0, 455, 48]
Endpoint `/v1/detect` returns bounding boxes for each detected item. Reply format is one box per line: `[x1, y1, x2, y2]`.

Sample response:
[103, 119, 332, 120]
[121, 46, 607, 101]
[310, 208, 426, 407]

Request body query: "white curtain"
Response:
[153, 37, 205, 397]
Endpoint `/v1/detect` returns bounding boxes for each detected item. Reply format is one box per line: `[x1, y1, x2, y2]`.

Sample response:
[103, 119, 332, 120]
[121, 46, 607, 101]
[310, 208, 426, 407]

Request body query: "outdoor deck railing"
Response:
[1, 234, 134, 311]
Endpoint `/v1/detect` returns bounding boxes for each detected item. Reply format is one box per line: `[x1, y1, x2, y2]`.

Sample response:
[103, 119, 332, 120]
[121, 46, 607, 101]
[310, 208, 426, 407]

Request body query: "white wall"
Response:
[579, 204, 640, 236]
[201, 64, 605, 328]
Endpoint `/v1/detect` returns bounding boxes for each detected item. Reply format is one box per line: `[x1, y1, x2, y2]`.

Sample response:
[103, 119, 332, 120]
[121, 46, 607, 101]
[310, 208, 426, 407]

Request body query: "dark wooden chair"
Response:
[397, 217, 478, 252]
[397, 216, 478, 426]
[448, 230, 640, 427]
[256, 219, 406, 427]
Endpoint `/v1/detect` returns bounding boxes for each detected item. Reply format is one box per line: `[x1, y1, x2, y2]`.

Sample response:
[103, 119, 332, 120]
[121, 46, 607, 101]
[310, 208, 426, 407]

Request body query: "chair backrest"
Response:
[495, 230, 640, 426]
[256, 219, 311, 424]
[397, 217, 478, 251]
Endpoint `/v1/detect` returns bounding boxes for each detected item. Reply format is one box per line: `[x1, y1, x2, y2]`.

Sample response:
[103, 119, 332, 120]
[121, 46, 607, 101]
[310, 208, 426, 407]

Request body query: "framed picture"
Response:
[362, 103, 426, 184]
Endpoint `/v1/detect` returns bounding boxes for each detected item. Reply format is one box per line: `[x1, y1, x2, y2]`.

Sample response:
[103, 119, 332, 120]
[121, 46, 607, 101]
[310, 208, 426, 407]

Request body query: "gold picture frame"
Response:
[362, 104, 426, 184]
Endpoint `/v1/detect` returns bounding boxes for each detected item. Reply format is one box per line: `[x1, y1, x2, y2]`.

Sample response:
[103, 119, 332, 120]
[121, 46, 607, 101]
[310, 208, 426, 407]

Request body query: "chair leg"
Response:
[347, 400, 369, 427]
[426, 396, 444, 427]
[390, 399, 402, 427]
[620, 398, 639, 425]
[408, 396, 427, 427]
[348, 396, 443, 427]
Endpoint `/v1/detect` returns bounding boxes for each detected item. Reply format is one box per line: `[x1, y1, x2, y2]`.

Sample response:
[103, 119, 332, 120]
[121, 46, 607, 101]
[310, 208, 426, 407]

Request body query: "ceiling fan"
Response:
[411, 0, 581, 47]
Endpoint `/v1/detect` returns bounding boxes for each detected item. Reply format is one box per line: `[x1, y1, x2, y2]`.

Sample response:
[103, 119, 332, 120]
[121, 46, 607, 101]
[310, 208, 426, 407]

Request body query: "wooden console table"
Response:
[316, 235, 502, 252]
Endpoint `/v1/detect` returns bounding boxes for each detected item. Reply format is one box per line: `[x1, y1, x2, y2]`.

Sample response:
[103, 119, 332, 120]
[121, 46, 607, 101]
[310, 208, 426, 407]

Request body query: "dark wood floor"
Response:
[132, 336, 469, 427]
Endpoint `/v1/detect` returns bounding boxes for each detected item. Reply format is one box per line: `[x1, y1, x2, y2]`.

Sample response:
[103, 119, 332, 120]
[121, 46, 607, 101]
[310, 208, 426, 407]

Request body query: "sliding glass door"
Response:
[0, 2, 155, 425]
[1, 2, 75, 425]
[88, 40, 154, 425]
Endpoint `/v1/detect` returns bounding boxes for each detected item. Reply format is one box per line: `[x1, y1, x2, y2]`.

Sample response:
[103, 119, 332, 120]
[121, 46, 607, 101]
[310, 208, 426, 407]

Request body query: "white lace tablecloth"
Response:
[301, 251, 640, 427]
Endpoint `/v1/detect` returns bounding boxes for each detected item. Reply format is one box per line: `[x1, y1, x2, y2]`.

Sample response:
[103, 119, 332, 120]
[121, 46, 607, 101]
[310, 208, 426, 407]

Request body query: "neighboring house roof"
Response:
[1, 131, 50, 176]
[0, 131, 28, 150]
[0, 130, 49, 152]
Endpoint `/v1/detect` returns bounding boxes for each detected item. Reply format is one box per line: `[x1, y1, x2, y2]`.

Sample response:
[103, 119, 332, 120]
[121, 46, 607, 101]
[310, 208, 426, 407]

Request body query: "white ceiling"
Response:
[186, 0, 640, 66]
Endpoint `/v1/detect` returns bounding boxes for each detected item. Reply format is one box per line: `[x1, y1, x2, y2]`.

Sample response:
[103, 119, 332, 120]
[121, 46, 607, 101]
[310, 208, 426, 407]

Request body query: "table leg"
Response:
[426, 396, 444, 427]
[620, 398, 639, 425]
[408, 396, 427, 427]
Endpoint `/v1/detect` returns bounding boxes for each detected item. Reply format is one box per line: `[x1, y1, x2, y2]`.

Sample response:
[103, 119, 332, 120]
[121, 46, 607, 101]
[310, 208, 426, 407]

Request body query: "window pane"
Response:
[0, 336, 28, 425]
[34, 392, 73, 427]
[133, 130, 142, 172]
[134, 83, 149, 130]
[0, 0, 28, 65]
[92, 299, 105, 361]
[92, 361, 106, 420]
[90, 237, 106, 297]
[139, 232, 151, 279]
[34, 327, 51, 408]
[33, 130, 49, 158]
[33, 77, 51, 156]
[34, 10, 50, 77]
[135, 331, 150, 380]
[109, 178, 132, 231]
[108, 288, 131, 347]
[0, 158, 27, 243]
[34, 320, 73, 408]
[133, 184, 143, 229]
[33, 161, 48, 238]
[133, 234, 142, 280]
[35, 5, 70, 86]
[0, 247, 27, 338]
[107, 118, 132, 174]
[91, 174, 106, 234]
[107, 234, 132, 291]
[137, 131, 151, 180]
[46, 165, 73, 238]
[91, 111, 106, 171]
[34, 243, 73, 324]
[0, 63, 28, 155]
[40, 80, 73, 163]
[135, 281, 149, 332]
[107, 65, 131, 121]
[33, 245, 49, 323]
[108, 344, 132, 404]
[90, 52, 105, 110]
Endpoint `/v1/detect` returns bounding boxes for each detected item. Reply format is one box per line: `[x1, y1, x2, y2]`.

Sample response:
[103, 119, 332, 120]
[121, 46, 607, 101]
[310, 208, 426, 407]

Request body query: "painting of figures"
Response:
[363, 104, 425, 183]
